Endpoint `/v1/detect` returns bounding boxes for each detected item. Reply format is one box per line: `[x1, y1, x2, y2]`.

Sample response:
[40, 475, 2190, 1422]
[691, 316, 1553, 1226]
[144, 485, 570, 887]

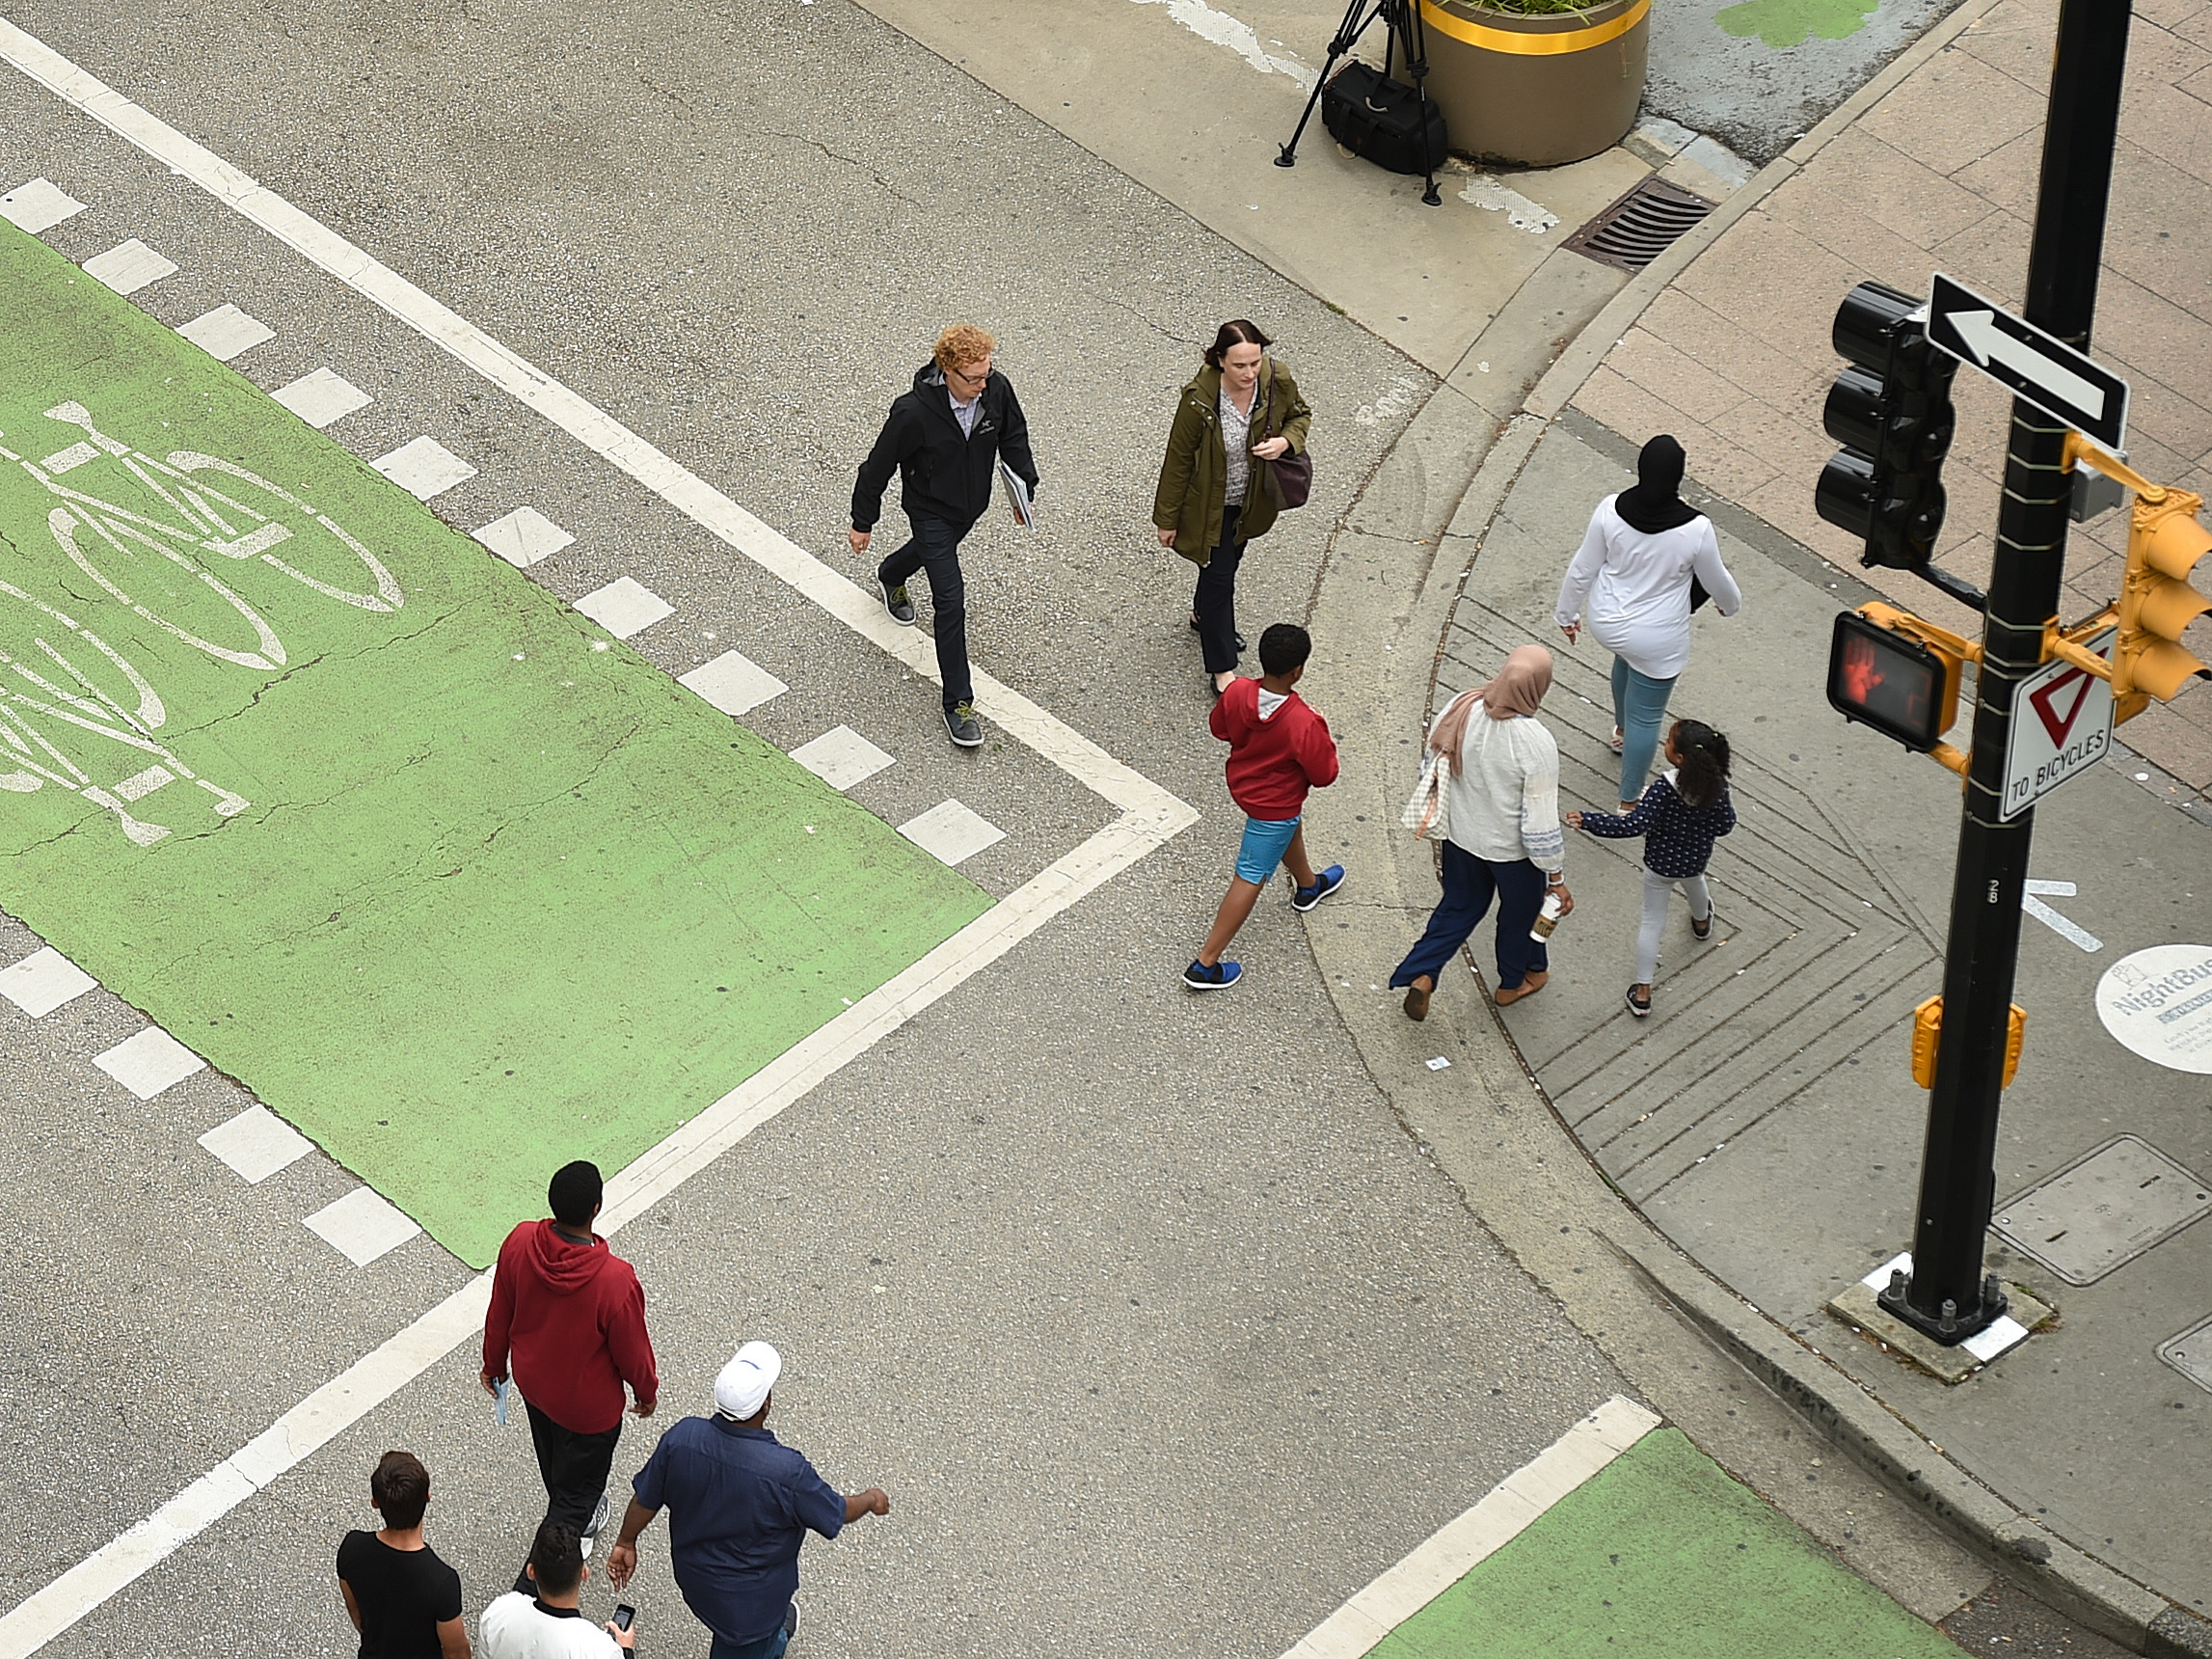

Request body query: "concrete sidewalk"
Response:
[1567, 0, 2212, 795]
[1363, 0, 2212, 1641]
[1444, 413, 2211, 1629]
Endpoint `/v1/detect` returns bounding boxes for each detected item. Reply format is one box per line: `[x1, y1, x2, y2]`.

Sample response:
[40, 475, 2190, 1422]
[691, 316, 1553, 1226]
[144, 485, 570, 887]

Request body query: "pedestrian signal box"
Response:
[1827, 609, 1960, 751]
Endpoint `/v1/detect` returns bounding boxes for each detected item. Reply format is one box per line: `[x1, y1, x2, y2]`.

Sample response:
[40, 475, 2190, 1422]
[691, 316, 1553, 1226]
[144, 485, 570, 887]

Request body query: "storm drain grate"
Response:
[1562, 178, 1716, 273]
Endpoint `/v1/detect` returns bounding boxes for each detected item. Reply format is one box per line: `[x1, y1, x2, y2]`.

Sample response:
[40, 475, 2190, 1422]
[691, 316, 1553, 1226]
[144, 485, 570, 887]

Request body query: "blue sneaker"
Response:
[1182, 959, 1242, 991]
[1292, 864, 1346, 912]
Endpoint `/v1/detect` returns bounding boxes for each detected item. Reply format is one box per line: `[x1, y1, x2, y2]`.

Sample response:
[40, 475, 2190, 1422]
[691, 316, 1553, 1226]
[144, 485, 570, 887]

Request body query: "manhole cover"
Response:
[1991, 1134, 2212, 1285]
[1562, 178, 1715, 273]
[2160, 1312, 2212, 1396]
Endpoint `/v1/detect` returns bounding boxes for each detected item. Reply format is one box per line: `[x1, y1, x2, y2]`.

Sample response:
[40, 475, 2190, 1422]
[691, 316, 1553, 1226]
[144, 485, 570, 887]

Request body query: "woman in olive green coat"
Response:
[1152, 320, 1313, 695]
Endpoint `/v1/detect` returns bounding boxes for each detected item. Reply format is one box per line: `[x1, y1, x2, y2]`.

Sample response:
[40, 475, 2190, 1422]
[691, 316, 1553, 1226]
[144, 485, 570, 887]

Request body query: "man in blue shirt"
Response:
[604, 1343, 890, 1659]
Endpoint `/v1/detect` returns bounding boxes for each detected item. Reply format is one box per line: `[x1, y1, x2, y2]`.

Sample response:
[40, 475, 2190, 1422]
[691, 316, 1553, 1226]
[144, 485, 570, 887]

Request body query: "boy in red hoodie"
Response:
[482, 1160, 659, 1593]
[1185, 622, 1343, 990]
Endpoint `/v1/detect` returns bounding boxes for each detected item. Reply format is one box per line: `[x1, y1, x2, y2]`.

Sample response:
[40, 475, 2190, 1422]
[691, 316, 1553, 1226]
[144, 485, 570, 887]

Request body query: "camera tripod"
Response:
[1274, 0, 1443, 207]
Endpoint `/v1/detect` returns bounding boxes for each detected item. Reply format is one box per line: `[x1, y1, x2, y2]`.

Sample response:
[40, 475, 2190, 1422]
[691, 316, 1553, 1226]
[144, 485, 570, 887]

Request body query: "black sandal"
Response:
[1625, 984, 1652, 1018]
[1690, 911, 1713, 940]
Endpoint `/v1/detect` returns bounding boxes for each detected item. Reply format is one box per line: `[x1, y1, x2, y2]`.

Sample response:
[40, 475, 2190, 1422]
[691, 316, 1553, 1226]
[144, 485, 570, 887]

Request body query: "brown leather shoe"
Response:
[1494, 968, 1550, 1006]
[1403, 981, 1431, 1021]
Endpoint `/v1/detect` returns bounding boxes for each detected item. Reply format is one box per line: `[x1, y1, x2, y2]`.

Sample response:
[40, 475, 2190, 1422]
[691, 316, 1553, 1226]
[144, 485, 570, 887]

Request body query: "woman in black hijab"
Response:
[1554, 435, 1742, 808]
[1613, 435, 1701, 534]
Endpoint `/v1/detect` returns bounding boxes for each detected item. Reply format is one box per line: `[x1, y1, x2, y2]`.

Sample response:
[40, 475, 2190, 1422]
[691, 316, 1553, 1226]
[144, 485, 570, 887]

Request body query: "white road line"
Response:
[790, 724, 895, 791]
[575, 575, 676, 639]
[197, 1103, 313, 1185]
[269, 366, 372, 428]
[0, 813, 1172, 1657]
[91, 1026, 205, 1100]
[303, 1186, 422, 1266]
[0, 174, 85, 232]
[472, 504, 574, 568]
[0, 21, 1199, 1654]
[0, 944, 96, 1018]
[0, 14, 1173, 822]
[678, 648, 788, 718]
[898, 798, 1007, 866]
[2022, 881, 2102, 953]
[370, 434, 476, 500]
[1279, 1396, 1660, 1659]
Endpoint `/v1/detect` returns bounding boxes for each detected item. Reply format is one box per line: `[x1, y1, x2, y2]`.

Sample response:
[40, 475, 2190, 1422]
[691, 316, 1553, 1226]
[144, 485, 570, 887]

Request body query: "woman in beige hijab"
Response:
[1391, 645, 1573, 1020]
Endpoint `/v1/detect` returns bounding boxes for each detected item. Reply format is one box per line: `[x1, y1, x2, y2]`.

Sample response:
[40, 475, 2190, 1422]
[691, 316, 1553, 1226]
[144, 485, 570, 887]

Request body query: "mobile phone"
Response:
[493, 1377, 508, 1428]
[612, 1604, 635, 1632]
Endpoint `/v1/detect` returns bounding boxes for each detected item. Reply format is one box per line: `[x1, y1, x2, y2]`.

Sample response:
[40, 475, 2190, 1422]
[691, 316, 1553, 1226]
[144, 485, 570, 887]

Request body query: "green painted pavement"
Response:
[1714, 0, 1880, 49]
[0, 223, 990, 1266]
[1372, 1430, 1959, 1659]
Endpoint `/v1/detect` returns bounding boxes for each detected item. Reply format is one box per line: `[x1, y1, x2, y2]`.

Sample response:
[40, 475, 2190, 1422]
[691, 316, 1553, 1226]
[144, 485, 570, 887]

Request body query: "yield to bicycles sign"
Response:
[2001, 628, 2116, 821]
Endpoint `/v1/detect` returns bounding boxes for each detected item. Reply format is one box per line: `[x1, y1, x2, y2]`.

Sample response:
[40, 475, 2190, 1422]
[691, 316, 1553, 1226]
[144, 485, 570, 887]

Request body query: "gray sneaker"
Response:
[580, 1489, 609, 1557]
[878, 576, 916, 626]
[944, 702, 984, 748]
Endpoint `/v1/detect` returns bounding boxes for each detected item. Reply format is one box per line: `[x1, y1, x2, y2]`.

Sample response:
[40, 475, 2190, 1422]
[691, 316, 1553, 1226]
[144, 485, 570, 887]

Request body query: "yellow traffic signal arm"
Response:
[2064, 433, 2212, 712]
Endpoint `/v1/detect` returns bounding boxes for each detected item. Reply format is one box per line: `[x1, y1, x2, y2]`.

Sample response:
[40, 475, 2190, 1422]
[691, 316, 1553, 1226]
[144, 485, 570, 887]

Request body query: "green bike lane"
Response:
[0, 220, 989, 1266]
[1342, 1425, 1964, 1659]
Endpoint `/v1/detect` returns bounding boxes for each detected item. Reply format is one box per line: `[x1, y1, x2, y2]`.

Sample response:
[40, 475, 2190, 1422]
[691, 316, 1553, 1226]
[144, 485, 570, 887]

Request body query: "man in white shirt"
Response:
[479, 1523, 636, 1659]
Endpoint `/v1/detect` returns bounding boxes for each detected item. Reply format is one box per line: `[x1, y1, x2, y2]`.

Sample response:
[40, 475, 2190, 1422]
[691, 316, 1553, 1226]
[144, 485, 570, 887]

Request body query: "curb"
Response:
[1611, 1229, 2211, 1656]
[1387, 413, 2212, 1659]
[1296, 28, 2212, 1627]
[1311, 392, 2212, 1654]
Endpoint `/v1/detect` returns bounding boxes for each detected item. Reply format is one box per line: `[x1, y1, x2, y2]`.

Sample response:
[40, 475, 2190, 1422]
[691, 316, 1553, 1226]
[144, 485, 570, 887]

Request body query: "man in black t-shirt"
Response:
[337, 1450, 470, 1659]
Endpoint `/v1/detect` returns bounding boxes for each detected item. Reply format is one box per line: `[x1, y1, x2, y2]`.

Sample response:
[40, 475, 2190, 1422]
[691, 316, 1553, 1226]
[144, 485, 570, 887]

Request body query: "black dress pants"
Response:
[516, 1400, 622, 1592]
[1193, 503, 1247, 675]
[877, 512, 975, 710]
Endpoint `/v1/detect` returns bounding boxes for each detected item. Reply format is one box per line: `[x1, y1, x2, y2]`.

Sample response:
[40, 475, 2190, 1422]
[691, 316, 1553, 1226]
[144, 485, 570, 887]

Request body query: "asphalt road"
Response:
[0, 0, 2128, 1652]
[0, 2, 1631, 1652]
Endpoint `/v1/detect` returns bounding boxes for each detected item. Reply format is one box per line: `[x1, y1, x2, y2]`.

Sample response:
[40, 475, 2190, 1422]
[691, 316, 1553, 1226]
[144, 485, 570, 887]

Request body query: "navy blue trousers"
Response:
[878, 512, 974, 710]
[1390, 840, 1550, 992]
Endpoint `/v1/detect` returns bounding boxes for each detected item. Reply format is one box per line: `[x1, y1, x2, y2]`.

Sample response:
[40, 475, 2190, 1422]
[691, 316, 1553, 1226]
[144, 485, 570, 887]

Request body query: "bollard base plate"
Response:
[1825, 1252, 2053, 1384]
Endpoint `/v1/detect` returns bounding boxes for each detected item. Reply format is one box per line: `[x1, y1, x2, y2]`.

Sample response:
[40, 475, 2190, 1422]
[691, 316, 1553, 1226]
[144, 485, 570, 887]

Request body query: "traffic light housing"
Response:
[1827, 606, 1965, 753]
[1817, 282, 1959, 574]
[2114, 487, 2212, 713]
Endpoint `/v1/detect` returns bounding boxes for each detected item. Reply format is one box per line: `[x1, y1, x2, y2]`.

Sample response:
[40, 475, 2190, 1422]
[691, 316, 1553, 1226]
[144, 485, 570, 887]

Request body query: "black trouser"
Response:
[516, 1401, 622, 1593]
[1193, 503, 1246, 675]
[877, 512, 974, 710]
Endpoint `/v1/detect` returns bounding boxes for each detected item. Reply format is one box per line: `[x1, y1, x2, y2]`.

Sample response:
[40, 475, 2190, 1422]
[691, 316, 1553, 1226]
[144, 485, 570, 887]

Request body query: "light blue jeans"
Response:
[1611, 656, 1679, 805]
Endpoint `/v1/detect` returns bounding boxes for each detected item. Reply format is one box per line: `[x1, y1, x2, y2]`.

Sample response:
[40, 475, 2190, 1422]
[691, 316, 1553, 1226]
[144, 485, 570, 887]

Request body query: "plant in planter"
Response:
[1414, 0, 1651, 167]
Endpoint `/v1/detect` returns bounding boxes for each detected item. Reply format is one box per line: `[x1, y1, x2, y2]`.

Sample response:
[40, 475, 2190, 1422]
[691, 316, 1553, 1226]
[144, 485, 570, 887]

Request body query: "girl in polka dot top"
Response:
[1567, 719, 1734, 1019]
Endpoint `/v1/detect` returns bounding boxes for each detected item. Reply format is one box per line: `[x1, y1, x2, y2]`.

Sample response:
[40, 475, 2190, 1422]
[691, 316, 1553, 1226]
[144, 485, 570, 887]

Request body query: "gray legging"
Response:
[1638, 867, 1712, 983]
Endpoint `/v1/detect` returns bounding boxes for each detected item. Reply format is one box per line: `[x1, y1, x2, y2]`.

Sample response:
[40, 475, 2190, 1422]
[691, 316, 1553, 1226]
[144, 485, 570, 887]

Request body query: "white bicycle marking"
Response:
[48, 504, 287, 669]
[0, 401, 412, 844]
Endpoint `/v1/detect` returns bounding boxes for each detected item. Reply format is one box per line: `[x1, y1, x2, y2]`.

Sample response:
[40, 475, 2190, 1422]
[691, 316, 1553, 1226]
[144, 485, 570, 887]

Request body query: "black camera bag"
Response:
[1321, 61, 1447, 177]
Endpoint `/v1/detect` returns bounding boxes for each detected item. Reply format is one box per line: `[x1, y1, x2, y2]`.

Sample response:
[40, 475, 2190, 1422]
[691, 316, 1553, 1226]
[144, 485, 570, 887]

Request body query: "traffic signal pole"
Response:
[1882, 0, 2135, 1344]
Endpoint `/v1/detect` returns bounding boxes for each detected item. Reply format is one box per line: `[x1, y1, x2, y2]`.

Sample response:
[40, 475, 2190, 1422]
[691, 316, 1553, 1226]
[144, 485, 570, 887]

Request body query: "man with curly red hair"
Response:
[850, 323, 1039, 748]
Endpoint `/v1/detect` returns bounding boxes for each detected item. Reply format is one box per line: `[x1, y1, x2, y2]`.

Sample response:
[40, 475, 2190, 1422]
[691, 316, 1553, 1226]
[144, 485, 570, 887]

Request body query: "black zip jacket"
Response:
[850, 363, 1039, 532]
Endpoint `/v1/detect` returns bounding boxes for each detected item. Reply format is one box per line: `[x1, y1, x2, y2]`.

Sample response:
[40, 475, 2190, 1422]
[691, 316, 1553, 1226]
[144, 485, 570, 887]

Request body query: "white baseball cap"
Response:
[714, 1341, 783, 1421]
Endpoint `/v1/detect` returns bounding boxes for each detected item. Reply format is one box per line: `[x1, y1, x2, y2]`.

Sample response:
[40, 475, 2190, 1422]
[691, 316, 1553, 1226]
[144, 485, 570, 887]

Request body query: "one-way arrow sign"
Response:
[1926, 273, 2130, 451]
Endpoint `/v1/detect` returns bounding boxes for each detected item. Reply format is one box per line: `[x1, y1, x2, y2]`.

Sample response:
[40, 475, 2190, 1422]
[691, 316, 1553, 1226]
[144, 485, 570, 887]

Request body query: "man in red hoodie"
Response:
[1184, 622, 1343, 991]
[482, 1160, 659, 1594]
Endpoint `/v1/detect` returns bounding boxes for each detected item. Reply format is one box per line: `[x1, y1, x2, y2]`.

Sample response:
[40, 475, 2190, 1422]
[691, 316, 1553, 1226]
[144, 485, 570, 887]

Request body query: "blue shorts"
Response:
[1235, 815, 1302, 884]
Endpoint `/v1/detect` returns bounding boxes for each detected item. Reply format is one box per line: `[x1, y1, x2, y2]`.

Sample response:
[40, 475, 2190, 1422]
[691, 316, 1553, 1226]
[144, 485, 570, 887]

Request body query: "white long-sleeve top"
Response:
[1554, 497, 1741, 681]
[1441, 701, 1565, 873]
